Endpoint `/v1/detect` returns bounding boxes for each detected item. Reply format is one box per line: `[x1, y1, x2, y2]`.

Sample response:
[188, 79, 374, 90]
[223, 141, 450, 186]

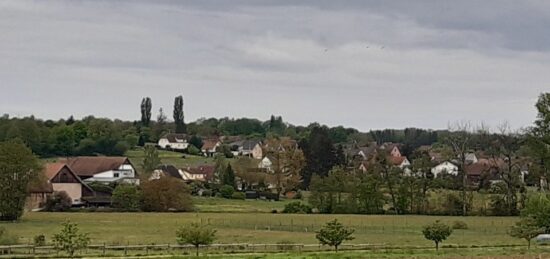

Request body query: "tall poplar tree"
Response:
[140, 97, 152, 127]
[173, 95, 186, 133]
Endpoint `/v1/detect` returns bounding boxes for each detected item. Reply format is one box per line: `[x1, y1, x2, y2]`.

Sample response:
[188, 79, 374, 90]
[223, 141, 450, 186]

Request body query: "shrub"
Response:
[34, 234, 46, 246]
[283, 201, 312, 214]
[452, 220, 468, 230]
[220, 185, 234, 199]
[201, 190, 212, 197]
[231, 192, 245, 200]
[271, 209, 278, 214]
[187, 145, 201, 156]
[111, 184, 142, 211]
[45, 191, 72, 212]
[52, 221, 90, 257]
[276, 240, 295, 251]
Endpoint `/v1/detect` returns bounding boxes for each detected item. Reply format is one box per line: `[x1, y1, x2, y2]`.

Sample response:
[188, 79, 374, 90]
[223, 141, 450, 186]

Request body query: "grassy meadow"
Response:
[125, 148, 215, 173]
[1, 211, 521, 247]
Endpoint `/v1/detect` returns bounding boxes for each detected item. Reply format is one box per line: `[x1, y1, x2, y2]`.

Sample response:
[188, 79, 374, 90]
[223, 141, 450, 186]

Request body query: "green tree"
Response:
[173, 95, 186, 133]
[528, 93, 550, 191]
[521, 193, 550, 233]
[142, 145, 161, 174]
[422, 220, 452, 250]
[0, 140, 41, 221]
[315, 219, 355, 252]
[141, 177, 193, 212]
[52, 221, 90, 257]
[222, 164, 236, 187]
[111, 184, 142, 211]
[176, 223, 216, 256]
[141, 97, 152, 127]
[188, 136, 203, 151]
[300, 125, 340, 188]
[219, 185, 235, 199]
[509, 217, 542, 249]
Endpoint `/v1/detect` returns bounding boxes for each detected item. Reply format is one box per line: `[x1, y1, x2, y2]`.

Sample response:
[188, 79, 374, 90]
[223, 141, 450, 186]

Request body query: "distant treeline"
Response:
[0, 112, 443, 158]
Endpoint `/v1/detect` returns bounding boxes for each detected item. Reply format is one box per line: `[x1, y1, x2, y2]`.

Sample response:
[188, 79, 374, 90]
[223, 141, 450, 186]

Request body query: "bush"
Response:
[112, 184, 142, 211]
[452, 220, 468, 230]
[231, 192, 245, 200]
[282, 201, 312, 214]
[34, 234, 46, 246]
[276, 240, 295, 251]
[45, 191, 72, 212]
[201, 190, 212, 197]
[220, 185, 235, 199]
[187, 145, 201, 156]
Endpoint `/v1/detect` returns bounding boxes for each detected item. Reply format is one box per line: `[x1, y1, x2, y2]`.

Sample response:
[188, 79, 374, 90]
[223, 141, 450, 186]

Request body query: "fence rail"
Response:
[0, 243, 532, 257]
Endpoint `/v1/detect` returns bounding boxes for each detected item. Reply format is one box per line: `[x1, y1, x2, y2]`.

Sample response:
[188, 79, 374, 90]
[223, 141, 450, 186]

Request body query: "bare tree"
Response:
[446, 121, 474, 216]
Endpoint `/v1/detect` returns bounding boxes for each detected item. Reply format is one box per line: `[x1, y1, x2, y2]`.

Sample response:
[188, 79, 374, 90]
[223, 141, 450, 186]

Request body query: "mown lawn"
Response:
[1, 212, 522, 247]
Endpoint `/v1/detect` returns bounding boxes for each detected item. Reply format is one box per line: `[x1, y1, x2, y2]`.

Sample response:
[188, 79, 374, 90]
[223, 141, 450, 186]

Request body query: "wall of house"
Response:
[431, 162, 458, 177]
[53, 183, 82, 204]
[252, 144, 263, 159]
[25, 193, 50, 211]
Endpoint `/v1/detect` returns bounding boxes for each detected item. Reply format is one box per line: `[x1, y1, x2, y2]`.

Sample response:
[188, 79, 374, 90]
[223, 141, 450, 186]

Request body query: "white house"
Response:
[258, 156, 274, 172]
[62, 156, 138, 184]
[201, 139, 221, 157]
[180, 165, 215, 182]
[158, 133, 189, 150]
[431, 161, 459, 177]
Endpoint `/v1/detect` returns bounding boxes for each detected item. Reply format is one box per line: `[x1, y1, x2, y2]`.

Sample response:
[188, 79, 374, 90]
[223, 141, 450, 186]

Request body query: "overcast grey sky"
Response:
[1, 0, 549, 131]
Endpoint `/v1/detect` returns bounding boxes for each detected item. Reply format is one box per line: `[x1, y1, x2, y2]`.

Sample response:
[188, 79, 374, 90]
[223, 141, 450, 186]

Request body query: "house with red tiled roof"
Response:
[181, 165, 215, 182]
[35, 163, 95, 205]
[201, 139, 221, 157]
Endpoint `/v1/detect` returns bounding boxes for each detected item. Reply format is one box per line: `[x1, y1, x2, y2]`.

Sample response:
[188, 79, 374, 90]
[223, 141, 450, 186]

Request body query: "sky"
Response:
[1, 0, 549, 131]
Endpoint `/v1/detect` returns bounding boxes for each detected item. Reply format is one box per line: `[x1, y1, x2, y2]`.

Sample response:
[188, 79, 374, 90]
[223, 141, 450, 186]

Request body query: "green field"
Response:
[125, 148, 215, 173]
[1, 211, 522, 247]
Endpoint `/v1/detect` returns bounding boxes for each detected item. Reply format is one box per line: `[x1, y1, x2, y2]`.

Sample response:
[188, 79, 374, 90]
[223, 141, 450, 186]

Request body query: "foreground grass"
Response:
[0, 212, 522, 247]
[169, 247, 550, 259]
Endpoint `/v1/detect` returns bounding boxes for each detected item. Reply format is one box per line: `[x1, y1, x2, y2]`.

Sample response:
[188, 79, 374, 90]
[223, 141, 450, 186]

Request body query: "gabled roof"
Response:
[182, 165, 215, 180]
[61, 156, 132, 177]
[156, 165, 183, 179]
[465, 163, 489, 176]
[230, 140, 261, 150]
[201, 139, 220, 150]
[161, 133, 188, 142]
[37, 162, 94, 193]
[388, 156, 408, 166]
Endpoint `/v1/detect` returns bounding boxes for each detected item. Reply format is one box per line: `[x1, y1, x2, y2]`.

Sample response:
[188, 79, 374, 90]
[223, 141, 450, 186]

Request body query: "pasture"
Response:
[1, 211, 521, 247]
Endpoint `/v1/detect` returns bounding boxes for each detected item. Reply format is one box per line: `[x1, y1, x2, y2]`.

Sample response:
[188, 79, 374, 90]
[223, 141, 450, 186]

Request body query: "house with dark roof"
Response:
[158, 133, 189, 150]
[61, 156, 138, 184]
[230, 140, 263, 159]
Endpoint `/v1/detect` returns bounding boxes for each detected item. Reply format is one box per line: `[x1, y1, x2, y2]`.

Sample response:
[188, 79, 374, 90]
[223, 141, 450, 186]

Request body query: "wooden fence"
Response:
[0, 243, 528, 258]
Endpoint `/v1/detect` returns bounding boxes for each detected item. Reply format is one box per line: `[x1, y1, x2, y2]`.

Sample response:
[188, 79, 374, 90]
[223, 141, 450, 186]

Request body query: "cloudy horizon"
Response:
[1, 0, 549, 131]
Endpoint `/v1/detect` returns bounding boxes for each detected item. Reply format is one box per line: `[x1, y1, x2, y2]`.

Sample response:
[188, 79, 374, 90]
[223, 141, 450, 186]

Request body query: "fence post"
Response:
[102, 243, 106, 256]
[146, 245, 148, 255]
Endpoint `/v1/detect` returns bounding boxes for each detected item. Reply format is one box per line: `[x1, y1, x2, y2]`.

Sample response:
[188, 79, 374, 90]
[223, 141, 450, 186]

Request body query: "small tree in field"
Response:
[509, 217, 542, 249]
[422, 220, 452, 250]
[176, 223, 216, 256]
[315, 219, 355, 252]
[52, 221, 90, 257]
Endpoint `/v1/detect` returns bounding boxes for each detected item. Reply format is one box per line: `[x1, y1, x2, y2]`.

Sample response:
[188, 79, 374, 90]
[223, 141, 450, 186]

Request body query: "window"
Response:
[113, 173, 120, 178]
